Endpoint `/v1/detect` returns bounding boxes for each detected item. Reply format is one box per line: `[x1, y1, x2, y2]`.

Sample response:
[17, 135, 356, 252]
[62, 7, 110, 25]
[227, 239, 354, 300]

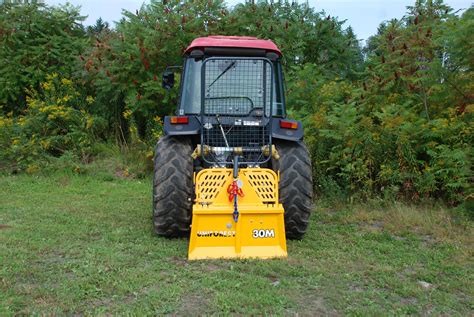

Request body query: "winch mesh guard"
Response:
[200, 57, 273, 165]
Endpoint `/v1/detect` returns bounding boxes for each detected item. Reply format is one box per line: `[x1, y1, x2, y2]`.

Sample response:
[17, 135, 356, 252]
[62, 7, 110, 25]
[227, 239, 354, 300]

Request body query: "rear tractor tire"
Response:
[273, 140, 313, 239]
[153, 135, 194, 237]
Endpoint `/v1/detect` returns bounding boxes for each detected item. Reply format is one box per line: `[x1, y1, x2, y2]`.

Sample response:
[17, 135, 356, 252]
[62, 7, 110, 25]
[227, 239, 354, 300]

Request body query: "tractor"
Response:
[153, 36, 313, 259]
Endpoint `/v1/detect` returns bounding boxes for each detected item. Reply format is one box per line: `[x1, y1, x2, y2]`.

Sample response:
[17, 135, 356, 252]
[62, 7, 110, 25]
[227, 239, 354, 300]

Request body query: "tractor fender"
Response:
[271, 119, 303, 141]
[164, 115, 200, 136]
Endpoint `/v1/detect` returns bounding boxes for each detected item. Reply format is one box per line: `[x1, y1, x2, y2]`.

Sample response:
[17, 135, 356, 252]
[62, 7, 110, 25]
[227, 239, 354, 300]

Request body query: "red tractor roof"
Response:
[185, 36, 282, 56]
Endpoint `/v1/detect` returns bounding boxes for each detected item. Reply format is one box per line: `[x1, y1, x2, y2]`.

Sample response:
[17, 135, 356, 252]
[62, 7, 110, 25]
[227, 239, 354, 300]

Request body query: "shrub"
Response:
[0, 74, 104, 172]
[0, 3, 87, 112]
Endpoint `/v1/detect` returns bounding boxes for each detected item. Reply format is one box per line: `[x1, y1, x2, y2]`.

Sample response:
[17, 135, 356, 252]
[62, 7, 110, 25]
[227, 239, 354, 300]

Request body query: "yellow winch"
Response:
[188, 168, 287, 260]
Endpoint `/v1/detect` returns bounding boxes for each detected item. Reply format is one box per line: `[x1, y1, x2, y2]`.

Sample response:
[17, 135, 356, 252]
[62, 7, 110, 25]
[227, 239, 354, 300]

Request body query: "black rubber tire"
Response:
[153, 135, 193, 237]
[273, 140, 313, 239]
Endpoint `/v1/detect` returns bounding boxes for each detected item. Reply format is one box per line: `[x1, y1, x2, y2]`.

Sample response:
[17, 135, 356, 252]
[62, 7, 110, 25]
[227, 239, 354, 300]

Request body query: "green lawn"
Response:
[0, 174, 472, 315]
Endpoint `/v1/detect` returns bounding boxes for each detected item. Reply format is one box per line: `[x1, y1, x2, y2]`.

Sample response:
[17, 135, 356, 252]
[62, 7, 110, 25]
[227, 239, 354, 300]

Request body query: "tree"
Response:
[0, 3, 87, 113]
[86, 17, 110, 36]
[223, 1, 364, 77]
[81, 0, 227, 140]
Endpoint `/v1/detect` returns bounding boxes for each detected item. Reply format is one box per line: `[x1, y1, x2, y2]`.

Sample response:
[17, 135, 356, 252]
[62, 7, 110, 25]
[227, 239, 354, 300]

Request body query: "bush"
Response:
[303, 99, 472, 204]
[0, 3, 87, 112]
[0, 74, 104, 172]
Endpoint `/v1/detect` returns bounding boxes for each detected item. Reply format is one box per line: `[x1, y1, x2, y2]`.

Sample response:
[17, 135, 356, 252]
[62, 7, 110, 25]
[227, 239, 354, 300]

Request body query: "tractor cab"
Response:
[178, 36, 286, 118]
[154, 36, 313, 260]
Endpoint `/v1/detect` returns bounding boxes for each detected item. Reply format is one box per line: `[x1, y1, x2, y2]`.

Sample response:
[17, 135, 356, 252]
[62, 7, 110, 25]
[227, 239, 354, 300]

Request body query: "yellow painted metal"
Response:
[188, 168, 287, 260]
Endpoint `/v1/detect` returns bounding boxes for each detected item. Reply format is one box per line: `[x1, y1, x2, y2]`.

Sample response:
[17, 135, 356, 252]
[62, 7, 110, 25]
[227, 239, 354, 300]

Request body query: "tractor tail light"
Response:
[279, 120, 298, 130]
[170, 116, 189, 124]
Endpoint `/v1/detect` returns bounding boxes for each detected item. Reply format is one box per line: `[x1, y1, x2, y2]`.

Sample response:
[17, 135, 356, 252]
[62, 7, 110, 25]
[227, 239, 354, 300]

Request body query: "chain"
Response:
[227, 180, 244, 222]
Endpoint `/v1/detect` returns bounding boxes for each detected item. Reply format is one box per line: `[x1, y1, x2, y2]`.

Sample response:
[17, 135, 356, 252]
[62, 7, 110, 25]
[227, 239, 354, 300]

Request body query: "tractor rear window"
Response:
[180, 59, 283, 116]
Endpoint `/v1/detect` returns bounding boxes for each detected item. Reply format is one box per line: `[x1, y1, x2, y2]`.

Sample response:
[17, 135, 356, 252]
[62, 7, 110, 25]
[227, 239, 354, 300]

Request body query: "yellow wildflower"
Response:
[0, 116, 13, 127]
[40, 140, 50, 149]
[86, 117, 94, 129]
[153, 116, 163, 124]
[41, 82, 52, 91]
[18, 117, 26, 126]
[26, 164, 40, 174]
[123, 168, 130, 177]
[86, 96, 95, 105]
[61, 78, 72, 86]
[123, 109, 133, 119]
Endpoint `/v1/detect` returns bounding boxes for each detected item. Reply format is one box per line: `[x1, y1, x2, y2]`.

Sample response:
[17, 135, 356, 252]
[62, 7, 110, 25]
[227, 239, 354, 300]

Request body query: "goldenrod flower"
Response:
[86, 117, 94, 129]
[61, 78, 72, 86]
[86, 96, 95, 105]
[123, 109, 133, 119]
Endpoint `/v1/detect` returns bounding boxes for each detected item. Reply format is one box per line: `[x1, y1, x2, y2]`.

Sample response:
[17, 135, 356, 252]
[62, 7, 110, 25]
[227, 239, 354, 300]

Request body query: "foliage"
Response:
[80, 0, 226, 141]
[292, 1, 473, 205]
[0, 3, 87, 112]
[0, 74, 103, 172]
[86, 17, 109, 36]
[223, 1, 364, 77]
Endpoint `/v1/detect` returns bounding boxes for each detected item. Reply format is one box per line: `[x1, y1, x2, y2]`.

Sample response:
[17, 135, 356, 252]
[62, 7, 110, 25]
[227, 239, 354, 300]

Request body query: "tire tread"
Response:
[273, 140, 313, 239]
[152, 135, 193, 237]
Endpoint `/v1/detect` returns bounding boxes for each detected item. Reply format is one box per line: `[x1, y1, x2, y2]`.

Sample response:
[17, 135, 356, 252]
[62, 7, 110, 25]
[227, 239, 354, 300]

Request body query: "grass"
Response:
[0, 173, 472, 315]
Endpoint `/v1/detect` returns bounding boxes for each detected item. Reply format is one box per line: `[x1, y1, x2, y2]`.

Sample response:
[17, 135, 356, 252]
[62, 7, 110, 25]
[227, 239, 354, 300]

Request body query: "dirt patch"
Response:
[267, 275, 280, 287]
[403, 266, 417, 275]
[187, 259, 231, 273]
[400, 296, 418, 305]
[285, 289, 340, 316]
[15, 282, 38, 295]
[85, 286, 146, 310]
[391, 235, 407, 241]
[177, 291, 211, 315]
[349, 283, 366, 292]
[420, 234, 437, 247]
[0, 224, 12, 230]
[203, 263, 221, 272]
[34, 250, 68, 266]
[369, 221, 384, 230]
[359, 220, 385, 233]
[169, 256, 189, 267]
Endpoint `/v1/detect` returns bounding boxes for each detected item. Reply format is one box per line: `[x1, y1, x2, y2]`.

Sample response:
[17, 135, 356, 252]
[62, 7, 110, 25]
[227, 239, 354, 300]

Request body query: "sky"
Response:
[47, 0, 473, 41]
